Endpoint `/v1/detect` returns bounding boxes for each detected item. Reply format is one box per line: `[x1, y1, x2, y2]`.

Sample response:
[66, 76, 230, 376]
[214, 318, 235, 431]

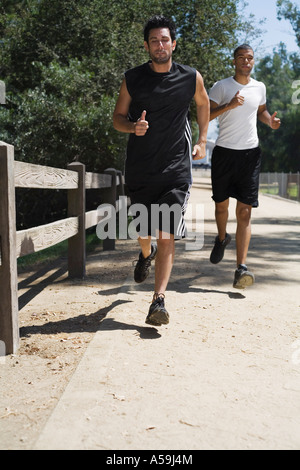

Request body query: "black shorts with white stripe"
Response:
[126, 182, 191, 239]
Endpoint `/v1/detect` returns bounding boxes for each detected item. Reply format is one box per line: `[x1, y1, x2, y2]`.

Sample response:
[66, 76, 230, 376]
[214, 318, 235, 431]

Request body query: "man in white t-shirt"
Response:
[209, 44, 281, 289]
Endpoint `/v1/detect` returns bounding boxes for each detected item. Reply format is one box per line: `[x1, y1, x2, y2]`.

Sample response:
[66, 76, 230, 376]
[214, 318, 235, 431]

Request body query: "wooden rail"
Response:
[0, 142, 125, 354]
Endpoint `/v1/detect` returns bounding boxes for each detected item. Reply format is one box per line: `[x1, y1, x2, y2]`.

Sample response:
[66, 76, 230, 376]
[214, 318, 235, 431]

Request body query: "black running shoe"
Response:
[210, 233, 232, 264]
[134, 243, 157, 283]
[233, 265, 255, 289]
[145, 295, 169, 326]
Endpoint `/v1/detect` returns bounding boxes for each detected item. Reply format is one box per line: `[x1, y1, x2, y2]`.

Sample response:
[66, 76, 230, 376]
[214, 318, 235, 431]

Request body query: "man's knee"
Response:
[236, 203, 252, 224]
[157, 231, 174, 241]
[215, 200, 229, 214]
[156, 232, 175, 250]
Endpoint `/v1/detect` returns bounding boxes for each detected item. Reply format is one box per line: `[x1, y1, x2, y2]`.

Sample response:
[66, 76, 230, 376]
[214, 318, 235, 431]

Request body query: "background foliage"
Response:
[0, 0, 299, 228]
[253, 0, 300, 172]
[255, 44, 300, 172]
[0, 0, 261, 170]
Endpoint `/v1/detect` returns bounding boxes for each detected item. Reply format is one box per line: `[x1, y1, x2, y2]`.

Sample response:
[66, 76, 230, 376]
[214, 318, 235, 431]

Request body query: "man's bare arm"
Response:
[209, 91, 245, 121]
[113, 79, 149, 136]
[192, 71, 210, 160]
[257, 104, 281, 129]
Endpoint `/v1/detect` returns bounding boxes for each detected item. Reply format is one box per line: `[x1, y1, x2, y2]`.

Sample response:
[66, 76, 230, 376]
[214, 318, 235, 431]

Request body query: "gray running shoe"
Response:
[145, 295, 169, 326]
[233, 265, 255, 289]
[210, 233, 232, 264]
[134, 243, 157, 283]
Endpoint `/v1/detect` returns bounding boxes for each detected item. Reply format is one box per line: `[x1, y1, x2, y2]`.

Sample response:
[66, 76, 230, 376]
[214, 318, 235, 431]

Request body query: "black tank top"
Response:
[125, 61, 196, 187]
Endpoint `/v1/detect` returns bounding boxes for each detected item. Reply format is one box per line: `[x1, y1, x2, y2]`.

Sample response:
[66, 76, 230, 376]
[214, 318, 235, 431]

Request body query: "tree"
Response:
[252, 1, 300, 172]
[0, 0, 263, 228]
[255, 44, 300, 172]
[0, 0, 259, 170]
[277, 0, 300, 47]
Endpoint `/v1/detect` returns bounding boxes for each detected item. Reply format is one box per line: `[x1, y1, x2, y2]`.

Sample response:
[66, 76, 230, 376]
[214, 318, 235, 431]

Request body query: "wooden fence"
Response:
[0, 141, 125, 355]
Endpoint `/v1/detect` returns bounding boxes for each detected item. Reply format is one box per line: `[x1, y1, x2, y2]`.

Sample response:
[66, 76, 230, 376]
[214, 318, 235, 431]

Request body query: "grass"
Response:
[260, 187, 279, 195]
[260, 184, 299, 200]
[287, 184, 299, 199]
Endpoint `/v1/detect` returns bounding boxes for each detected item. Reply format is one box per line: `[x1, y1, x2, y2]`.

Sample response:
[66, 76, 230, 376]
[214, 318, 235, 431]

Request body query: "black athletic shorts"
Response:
[211, 145, 262, 207]
[126, 182, 191, 239]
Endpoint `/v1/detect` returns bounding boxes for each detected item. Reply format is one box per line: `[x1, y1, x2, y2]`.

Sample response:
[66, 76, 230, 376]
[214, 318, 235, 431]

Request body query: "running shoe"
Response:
[145, 294, 169, 326]
[233, 265, 255, 289]
[134, 243, 157, 283]
[210, 233, 232, 264]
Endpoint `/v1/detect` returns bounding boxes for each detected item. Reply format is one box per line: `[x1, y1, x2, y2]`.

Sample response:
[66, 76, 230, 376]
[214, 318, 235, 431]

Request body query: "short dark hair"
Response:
[234, 44, 254, 58]
[143, 15, 176, 43]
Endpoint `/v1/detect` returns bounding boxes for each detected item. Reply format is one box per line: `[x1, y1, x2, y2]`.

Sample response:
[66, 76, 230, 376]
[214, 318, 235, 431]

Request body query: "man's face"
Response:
[144, 27, 176, 64]
[233, 48, 255, 76]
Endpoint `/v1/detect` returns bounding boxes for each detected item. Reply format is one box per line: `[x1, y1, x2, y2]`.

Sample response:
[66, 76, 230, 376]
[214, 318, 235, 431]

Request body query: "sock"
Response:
[238, 264, 247, 271]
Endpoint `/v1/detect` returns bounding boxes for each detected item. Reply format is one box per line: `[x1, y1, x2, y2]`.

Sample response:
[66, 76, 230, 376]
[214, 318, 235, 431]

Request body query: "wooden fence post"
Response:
[0, 143, 19, 354]
[103, 168, 117, 251]
[67, 162, 86, 278]
[116, 169, 125, 199]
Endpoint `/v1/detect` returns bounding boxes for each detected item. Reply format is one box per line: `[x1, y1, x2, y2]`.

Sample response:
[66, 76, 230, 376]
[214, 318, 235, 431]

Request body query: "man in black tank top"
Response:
[113, 15, 209, 326]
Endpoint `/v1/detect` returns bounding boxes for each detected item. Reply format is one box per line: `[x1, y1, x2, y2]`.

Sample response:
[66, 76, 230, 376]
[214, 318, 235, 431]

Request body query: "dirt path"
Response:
[1, 176, 300, 450]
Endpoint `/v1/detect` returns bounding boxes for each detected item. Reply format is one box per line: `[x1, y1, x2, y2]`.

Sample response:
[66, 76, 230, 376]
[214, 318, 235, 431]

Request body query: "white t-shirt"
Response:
[209, 77, 266, 150]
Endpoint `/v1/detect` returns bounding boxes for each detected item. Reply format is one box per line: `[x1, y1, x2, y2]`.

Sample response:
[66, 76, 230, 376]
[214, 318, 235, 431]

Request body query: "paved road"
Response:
[33, 175, 300, 450]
